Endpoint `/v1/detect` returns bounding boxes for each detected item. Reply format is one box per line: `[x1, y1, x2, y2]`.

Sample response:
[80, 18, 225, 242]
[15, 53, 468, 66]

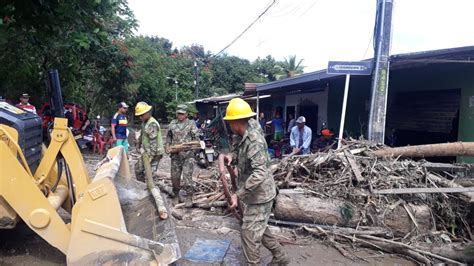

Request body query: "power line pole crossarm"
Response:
[368, 0, 394, 144]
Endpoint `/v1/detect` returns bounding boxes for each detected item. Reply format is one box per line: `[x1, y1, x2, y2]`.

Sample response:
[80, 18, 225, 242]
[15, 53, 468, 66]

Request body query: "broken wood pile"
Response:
[130, 142, 474, 264]
[154, 171, 232, 210]
[271, 141, 474, 264]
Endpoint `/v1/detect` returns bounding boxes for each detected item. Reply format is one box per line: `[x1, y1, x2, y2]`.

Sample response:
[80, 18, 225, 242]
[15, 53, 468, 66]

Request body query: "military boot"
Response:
[268, 250, 290, 266]
[172, 188, 180, 199]
[178, 190, 187, 203]
[184, 193, 193, 208]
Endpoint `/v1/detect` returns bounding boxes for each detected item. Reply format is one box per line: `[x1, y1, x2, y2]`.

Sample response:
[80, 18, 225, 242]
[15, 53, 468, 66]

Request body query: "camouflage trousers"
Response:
[241, 200, 286, 265]
[170, 152, 195, 195]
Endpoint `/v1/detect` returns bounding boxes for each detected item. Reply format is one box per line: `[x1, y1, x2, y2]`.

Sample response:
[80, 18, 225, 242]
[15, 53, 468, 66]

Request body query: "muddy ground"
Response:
[0, 150, 414, 265]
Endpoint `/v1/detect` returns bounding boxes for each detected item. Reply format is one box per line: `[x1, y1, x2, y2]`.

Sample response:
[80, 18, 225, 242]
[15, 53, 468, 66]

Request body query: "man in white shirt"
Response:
[290, 116, 312, 155]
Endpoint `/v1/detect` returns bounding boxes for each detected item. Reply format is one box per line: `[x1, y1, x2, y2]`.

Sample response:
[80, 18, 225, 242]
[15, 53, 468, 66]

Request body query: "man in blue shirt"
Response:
[111, 102, 129, 153]
[290, 116, 312, 155]
[267, 112, 284, 141]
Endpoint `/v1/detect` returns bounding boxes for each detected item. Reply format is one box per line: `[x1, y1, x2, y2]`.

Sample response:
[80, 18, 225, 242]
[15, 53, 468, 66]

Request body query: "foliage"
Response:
[0, 0, 137, 116]
[276, 55, 305, 78]
[0, 1, 305, 122]
[253, 55, 281, 82]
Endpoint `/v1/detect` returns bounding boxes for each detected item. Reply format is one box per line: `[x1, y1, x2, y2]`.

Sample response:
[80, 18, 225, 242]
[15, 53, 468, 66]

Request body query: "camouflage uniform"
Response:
[232, 118, 287, 265]
[166, 110, 199, 196]
[135, 116, 164, 181]
[135, 116, 167, 214]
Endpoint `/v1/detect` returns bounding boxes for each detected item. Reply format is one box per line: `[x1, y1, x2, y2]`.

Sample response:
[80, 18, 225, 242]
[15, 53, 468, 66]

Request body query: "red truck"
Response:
[38, 102, 88, 132]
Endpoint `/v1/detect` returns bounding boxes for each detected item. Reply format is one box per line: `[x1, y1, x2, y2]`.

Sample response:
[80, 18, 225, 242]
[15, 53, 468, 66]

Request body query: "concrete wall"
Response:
[389, 64, 474, 162]
[386, 89, 460, 134]
[285, 89, 328, 131]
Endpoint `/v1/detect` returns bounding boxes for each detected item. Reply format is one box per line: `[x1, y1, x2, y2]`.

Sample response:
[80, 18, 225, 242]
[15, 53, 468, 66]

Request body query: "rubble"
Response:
[139, 141, 474, 264]
[270, 141, 473, 264]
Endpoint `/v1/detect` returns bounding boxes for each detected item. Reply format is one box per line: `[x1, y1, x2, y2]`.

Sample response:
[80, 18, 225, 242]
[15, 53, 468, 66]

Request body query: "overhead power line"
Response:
[214, 0, 278, 57]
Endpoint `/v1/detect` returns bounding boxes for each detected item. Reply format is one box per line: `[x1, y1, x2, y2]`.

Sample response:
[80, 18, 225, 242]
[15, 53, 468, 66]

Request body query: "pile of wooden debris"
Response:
[270, 141, 474, 264]
[141, 141, 474, 264]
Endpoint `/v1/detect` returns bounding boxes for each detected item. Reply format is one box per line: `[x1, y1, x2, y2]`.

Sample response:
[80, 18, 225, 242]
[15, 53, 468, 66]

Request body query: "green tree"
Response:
[0, 0, 137, 116]
[125, 36, 201, 121]
[277, 55, 305, 78]
[253, 55, 281, 82]
[209, 55, 255, 93]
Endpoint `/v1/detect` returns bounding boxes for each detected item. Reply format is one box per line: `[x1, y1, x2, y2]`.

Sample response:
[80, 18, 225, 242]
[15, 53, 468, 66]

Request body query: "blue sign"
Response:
[327, 61, 373, 75]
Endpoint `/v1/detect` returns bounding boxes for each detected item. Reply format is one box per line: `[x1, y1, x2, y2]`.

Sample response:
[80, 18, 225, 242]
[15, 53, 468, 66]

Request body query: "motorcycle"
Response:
[312, 125, 336, 152]
[196, 121, 219, 168]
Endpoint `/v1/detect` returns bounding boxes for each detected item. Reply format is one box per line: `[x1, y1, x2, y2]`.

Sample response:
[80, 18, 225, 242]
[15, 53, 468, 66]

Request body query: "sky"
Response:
[128, 0, 474, 72]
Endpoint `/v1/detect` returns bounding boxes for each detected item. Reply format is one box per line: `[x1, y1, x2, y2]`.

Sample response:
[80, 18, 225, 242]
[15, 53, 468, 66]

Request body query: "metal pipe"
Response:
[337, 74, 351, 149]
[65, 164, 76, 206]
[256, 92, 260, 116]
[47, 69, 65, 118]
[47, 185, 68, 210]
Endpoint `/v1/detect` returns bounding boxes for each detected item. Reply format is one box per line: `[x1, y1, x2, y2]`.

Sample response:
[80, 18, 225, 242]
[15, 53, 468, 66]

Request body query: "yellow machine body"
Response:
[0, 118, 179, 265]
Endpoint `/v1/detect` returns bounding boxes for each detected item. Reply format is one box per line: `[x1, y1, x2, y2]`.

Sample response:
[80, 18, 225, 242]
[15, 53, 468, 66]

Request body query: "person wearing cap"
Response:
[111, 102, 129, 153]
[290, 116, 312, 155]
[15, 93, 36, 114]
[134, 102, 168, 220]
[166, 104, 200, 207]
[219, 98, 289, 266]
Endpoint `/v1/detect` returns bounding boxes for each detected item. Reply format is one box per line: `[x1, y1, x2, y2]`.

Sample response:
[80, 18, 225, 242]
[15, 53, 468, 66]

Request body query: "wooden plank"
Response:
[422, 162, 466, 173]
[344, 150, 364, 183]
[373, 187, 474, 195]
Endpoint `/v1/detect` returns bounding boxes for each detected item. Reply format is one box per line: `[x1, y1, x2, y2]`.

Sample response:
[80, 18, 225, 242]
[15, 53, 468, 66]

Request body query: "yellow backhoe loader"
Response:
[0, 70, 180, 265]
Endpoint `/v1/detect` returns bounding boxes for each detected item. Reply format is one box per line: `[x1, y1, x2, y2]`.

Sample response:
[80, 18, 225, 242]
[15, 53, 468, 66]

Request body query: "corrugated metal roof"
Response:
[190, 93, 272, 105]
[189, 93, 241, 104]
[256, 70, 341, 92]
[257, 45, 474, 92]
[391, 45, 474, 60]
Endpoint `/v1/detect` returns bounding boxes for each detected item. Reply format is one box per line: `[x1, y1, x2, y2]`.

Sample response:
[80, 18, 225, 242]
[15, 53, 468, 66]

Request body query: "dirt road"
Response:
[0, 151, 414, 265]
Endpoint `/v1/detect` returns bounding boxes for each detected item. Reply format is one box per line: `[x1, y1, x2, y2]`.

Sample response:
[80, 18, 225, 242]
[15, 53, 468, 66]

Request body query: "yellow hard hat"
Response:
[135, 101, 152, 116]
[223, 98, 256, 121]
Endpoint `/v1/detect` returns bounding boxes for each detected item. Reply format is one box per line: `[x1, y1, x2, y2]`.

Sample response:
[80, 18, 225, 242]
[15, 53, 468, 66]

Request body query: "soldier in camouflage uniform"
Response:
[220, 98, 289, 266]
[134, 102, 168, 219]
[166, 104, 199, 207]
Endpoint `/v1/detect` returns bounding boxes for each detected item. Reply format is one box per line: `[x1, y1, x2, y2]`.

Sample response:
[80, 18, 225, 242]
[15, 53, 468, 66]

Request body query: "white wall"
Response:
[285, 89, 328, 131]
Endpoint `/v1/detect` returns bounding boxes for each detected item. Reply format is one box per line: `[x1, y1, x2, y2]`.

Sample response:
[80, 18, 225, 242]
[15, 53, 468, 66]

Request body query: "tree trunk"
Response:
[373, 142, 474, 158]
[417, 243, 474, 263]
[274, 190, 431, 236]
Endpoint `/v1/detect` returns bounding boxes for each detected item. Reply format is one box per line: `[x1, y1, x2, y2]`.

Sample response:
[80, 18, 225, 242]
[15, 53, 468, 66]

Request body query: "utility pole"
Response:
[174, 79, 178, 101]
[368, 0, 393, 143]
[194, 60, 199, 99]
[166, 76, 179, 101]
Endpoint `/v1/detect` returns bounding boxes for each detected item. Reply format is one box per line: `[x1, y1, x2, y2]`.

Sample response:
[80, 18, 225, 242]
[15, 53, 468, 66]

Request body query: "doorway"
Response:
[299, 105, 318, 133]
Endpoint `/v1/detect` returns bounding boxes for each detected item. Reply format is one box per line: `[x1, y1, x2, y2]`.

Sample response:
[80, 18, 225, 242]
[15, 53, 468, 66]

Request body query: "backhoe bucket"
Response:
[67, 147, 180, 265]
